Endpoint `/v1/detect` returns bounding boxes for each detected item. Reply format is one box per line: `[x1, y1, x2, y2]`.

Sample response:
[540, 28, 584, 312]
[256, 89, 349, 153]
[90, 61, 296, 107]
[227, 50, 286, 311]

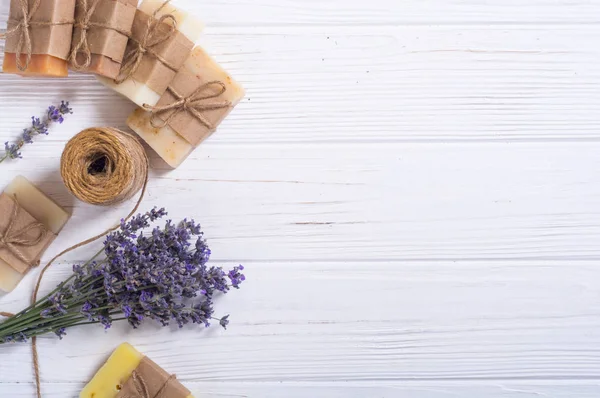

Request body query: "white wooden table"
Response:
[1, 0, 600, 396]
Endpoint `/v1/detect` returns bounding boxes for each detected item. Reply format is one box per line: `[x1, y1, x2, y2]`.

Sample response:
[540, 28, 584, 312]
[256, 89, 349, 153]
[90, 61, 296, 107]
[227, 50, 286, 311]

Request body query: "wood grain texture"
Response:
[1, 0, 600, 396]
[2, 261, 600, 394]
[1, 143, 600, 262]
[1, 0, 599, 26]
[3, 381, 600, 398]
[2, 26, 600, 143]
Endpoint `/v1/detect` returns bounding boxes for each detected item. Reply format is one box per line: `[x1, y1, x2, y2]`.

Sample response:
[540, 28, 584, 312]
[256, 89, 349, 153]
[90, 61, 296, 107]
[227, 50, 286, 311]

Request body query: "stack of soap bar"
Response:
[96, 0, 202, 107]
[3, 0, 76, 77]
[80, 343, 194, 398]
[69, 0, 138, 78]
[127, 46, 245, 168]
[0, 176, 70, 293]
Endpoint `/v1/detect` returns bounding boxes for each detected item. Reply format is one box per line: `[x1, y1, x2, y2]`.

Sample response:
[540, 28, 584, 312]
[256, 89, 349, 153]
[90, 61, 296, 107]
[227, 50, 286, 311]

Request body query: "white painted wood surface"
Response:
[1, 0, 600, 396]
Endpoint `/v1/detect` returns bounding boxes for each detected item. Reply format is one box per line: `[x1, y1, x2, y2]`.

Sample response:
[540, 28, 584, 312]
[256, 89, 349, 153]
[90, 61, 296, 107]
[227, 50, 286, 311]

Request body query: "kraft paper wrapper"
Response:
[117, 357, 191, 398]
[71, 0, 137, 63]
[0, 193, 56, 274]
[126, 9, 194, 94]
[155, 68, 236, 147]
[5, 0, 76, 60]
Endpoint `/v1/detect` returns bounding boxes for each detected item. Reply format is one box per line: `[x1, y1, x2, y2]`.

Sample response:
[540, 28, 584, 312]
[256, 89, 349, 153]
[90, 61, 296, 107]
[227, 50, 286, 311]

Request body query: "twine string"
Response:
[0, 195, 48, 266]
[125, 370, 177, 398]
[0, 0, 74, 71]
[115, 0, 178, 84]
[69, 0, 133, 70]
[143, 81, 232, 130]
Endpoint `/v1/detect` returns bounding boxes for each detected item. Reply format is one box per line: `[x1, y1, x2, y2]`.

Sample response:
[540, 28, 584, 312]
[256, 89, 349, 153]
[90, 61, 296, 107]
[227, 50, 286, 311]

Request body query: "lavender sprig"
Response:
[0, 101, 73, 164]
[0, 209, 245, 343]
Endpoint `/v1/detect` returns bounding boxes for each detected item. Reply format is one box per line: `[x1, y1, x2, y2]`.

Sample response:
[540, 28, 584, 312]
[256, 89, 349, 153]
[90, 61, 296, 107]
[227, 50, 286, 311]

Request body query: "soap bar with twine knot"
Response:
[96, 0, 203, 108]
[2, 0, 76, 77]
[69, 0, 138, 79]
[0, 176, 70, 293]
[127, 46, 245, 168]
[80, 343, 194, 398]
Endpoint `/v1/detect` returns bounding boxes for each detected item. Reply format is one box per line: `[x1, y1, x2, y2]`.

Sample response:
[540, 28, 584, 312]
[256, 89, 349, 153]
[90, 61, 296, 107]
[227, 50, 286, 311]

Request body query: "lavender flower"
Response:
[0, 208, 245, 343]
[0, 101, 72, 164]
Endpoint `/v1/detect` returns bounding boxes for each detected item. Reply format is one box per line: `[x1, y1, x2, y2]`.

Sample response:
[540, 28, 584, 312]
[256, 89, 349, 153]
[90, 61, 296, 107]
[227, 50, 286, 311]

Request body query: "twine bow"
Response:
[115, 0, 178, 84]
[0, 0, 74, 71]
[0, 195, 47, 267]
[69, 0, 132, 70]
[143, 81, 232, 130]
[123, 370, 177, 398]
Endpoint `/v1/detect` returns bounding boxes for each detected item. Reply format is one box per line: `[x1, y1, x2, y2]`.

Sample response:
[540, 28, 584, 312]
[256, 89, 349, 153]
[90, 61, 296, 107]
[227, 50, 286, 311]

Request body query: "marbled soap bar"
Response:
[127, 46, 245, 168]
[3, 0, 75, 77]
[96, 0, 202, 107]
[81, 343, 194, 398]
[0, 176, 70, 293]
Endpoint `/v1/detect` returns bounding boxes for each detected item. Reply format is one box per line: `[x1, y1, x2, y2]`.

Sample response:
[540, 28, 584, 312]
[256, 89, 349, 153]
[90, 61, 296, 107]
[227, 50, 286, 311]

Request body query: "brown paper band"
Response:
[124, 370, 177, 398]
[0, 195, 48, 269]
[115, 0, 179, 84]
[1, 0, 74, 71]
[69, 0, 133, 70]
[144, 81, 232, 132]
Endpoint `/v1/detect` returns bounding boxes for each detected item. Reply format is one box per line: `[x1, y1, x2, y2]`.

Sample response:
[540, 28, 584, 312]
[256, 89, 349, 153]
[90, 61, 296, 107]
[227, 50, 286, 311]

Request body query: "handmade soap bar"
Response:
[3, 0, 76, 77]
[81, 343, 194, 398]
[127, 46, 245, 168]
[96, 0, 201, 107]
[0, 176, 70, 293]
[69, 0, 138, 78]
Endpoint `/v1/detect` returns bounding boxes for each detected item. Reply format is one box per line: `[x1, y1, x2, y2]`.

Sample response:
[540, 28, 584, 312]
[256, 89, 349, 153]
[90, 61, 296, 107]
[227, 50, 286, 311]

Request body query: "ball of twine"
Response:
[60, 127, 148, 206]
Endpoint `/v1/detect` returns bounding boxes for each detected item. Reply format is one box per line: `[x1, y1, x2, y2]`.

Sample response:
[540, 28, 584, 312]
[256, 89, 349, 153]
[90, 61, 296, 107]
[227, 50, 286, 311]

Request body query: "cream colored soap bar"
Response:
[139, 0, 204, 43]
[0, 176, 70, 293]
[127, 47, 245, 168]
[81, 343, 194, 398]
[96, 0, 203, 108]
[127, 107, 193, 168]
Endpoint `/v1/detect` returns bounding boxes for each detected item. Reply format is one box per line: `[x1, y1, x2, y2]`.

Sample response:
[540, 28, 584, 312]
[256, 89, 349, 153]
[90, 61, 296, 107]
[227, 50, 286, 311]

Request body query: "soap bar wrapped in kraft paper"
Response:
[3, 0, 76, 77]
[69, 0, 139, 78]
[127, 46, 245, 168]
[80, 343, 194, 398]
[97, 0, 202, 108]
[0, 176, 70, 293]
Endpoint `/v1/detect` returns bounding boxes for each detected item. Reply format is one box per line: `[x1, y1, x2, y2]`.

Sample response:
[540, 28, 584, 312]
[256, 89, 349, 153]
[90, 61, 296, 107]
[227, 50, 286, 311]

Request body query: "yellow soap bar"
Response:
[0, 176, 70, 293]
[81, 343, 195, 398]
[3, 53, 69, 77]
[80, 343, 144, 398]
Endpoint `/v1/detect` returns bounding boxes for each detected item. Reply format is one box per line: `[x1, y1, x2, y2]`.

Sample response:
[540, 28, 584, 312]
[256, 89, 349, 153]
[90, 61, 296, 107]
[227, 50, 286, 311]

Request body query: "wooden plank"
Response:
[2, 381, 600, 397]
[1, 0, 599, 26]
[1, 261, 600, 386]
[1, 26, 599, 143]
[1, 142, 600, 262]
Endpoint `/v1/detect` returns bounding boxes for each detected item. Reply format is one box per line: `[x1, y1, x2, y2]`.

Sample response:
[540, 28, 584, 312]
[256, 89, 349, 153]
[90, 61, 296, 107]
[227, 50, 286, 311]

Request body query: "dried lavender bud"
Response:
[0, 101, 73, 164]
[0, 208, 245, 343]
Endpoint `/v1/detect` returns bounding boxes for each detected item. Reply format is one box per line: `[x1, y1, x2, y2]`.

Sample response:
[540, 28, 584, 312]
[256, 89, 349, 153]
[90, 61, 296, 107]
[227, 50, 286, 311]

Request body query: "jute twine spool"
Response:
[60, 127, 148, 206]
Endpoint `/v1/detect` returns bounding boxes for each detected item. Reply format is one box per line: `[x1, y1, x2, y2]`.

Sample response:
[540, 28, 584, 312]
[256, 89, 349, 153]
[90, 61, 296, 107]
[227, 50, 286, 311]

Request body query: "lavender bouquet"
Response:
[0, 209, 245, 343]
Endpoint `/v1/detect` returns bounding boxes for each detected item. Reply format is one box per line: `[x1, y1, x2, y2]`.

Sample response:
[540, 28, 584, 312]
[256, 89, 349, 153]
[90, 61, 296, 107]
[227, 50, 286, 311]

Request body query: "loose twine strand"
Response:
[143, 81, 232, 130]
[0, 0, 74, 71]
[115, 0, 178, 84]
[2, 128, 148, 398]
[0, 195, 48, 266]
[69, 0, 132, 70]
